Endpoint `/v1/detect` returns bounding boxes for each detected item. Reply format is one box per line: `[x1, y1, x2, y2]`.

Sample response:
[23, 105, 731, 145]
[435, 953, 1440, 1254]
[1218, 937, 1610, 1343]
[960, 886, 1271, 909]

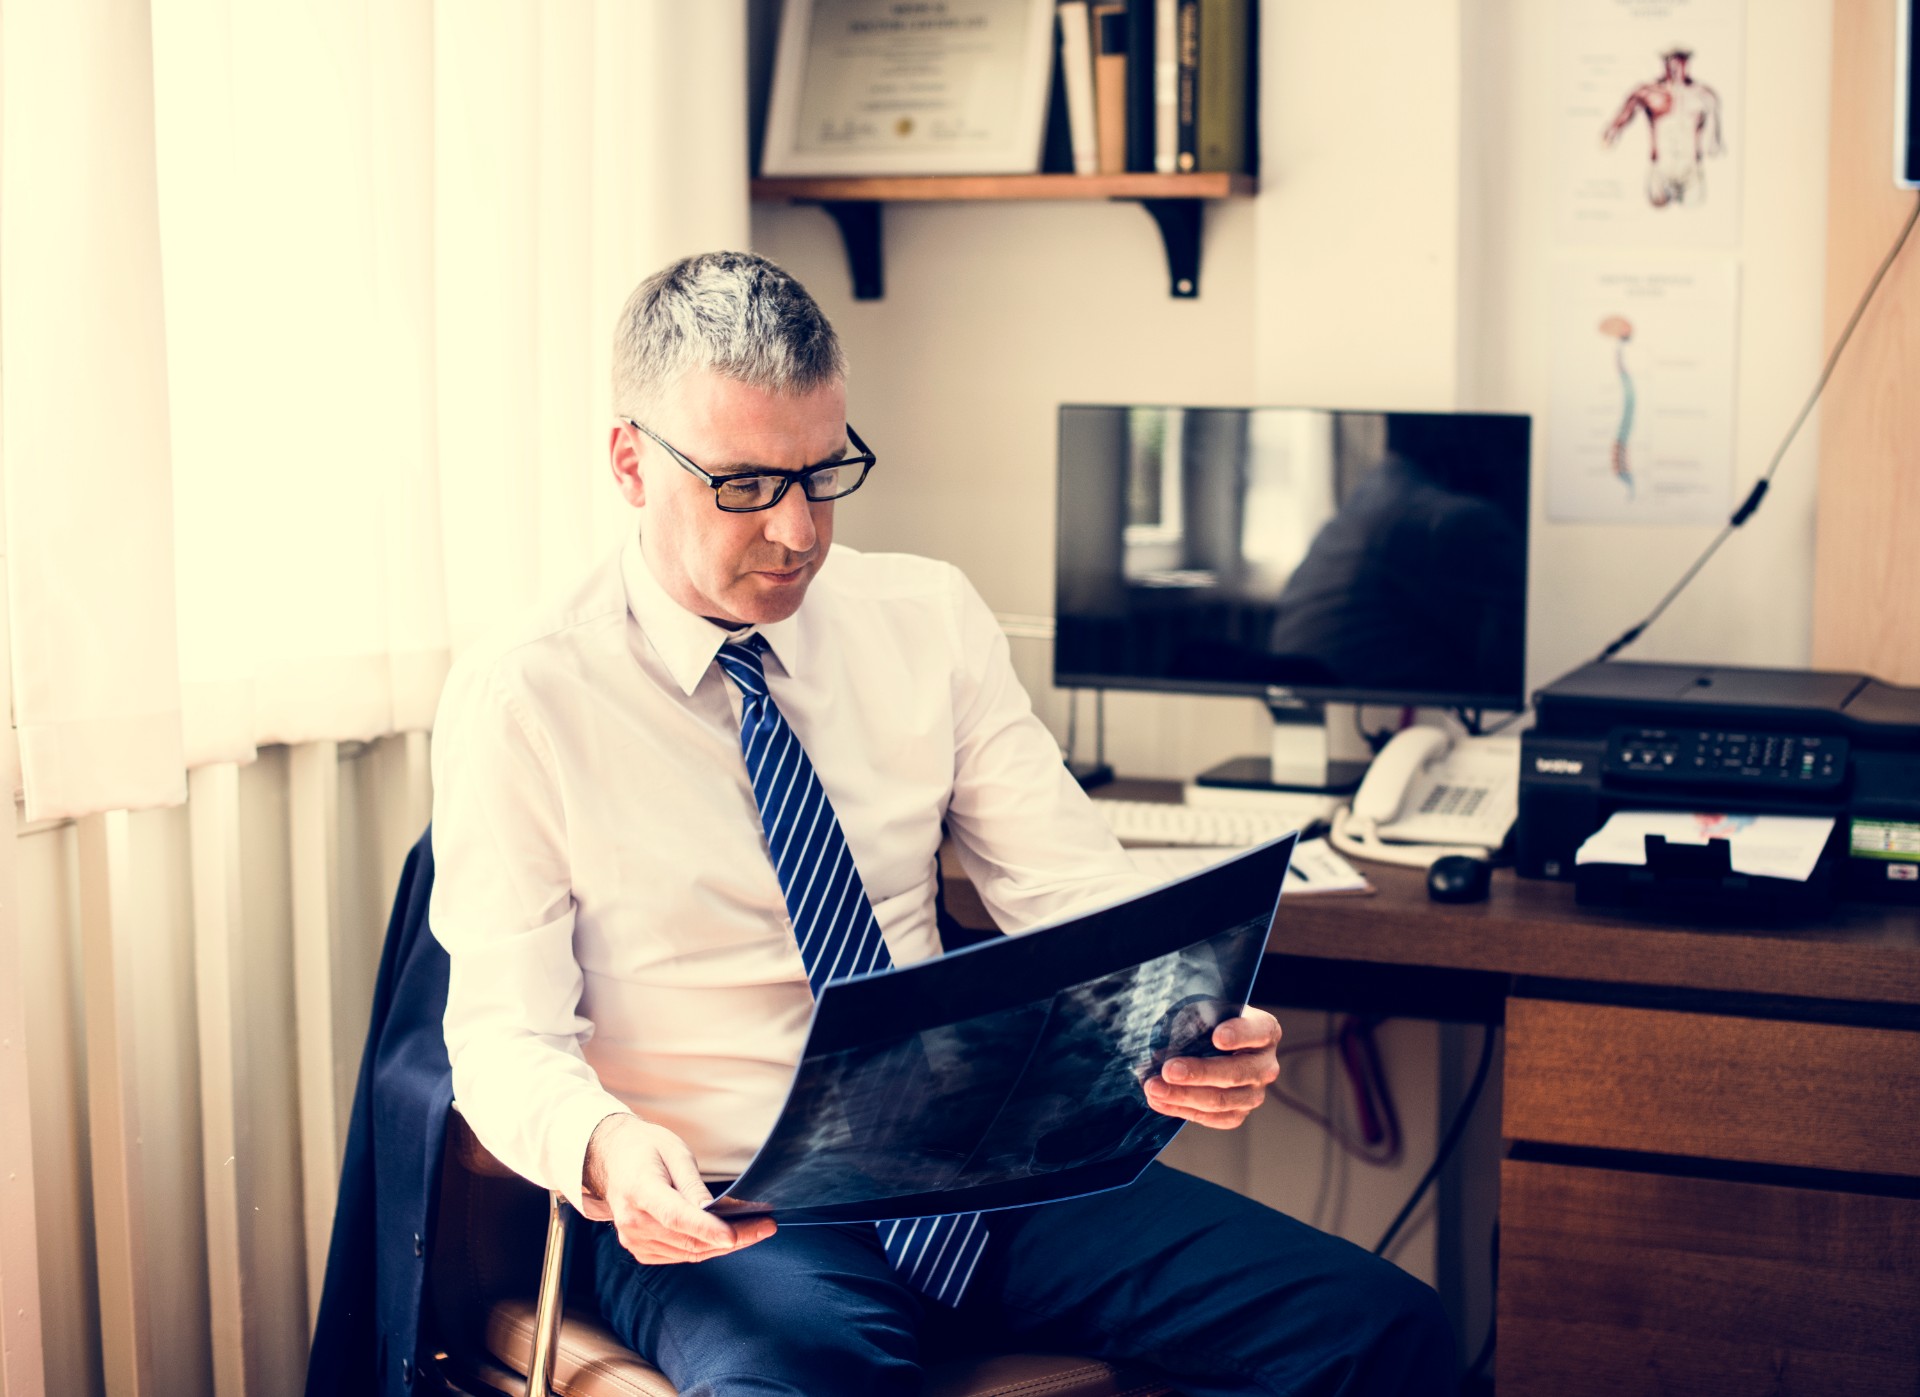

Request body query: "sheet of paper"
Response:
[1575, 810, 1835, 883]
[1129, 837, 1371, 896]
[1547, 258, 1740, 525]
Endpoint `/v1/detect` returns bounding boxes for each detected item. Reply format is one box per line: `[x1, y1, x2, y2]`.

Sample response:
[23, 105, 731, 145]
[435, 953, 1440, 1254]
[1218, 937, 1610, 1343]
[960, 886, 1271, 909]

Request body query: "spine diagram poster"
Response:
[1547, 260, 1740, 525]
[1555, 0, 1745, 247]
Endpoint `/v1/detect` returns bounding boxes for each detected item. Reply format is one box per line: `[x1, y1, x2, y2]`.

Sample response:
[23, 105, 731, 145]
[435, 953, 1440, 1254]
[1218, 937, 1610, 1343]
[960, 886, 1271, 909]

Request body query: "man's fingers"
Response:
[628, 1186, 739, 1250]
[1146, 1078, 1264, 1113]
[1211, 1010, 1280, 1052]
[1148, 1098, 1252, 1130]
[618, 1214, 775, 1265]
[1162, 1052, 1275, 1089]
[654, 1138, 716, 1210]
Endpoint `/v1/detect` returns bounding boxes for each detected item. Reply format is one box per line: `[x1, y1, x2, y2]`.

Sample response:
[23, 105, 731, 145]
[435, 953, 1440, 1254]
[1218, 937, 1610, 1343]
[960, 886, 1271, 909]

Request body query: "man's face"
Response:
[611, 367, 848, 627]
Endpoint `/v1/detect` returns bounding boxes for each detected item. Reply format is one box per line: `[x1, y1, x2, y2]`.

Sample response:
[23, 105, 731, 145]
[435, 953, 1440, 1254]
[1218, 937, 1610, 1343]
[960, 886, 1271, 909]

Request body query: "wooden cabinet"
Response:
[1500, 997, 1920, 1393]
[1499, 1159, 1920, 1394]
[1503, 998, 1920, 1175]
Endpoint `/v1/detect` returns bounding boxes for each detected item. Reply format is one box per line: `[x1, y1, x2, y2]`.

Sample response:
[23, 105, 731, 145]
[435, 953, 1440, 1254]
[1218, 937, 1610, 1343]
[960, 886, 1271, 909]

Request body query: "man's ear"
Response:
[610, 423, 645, 508]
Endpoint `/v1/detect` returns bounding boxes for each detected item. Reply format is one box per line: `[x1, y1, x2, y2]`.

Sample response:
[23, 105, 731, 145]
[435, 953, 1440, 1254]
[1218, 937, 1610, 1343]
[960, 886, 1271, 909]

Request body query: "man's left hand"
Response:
[1144, 1007, 1281, 1130]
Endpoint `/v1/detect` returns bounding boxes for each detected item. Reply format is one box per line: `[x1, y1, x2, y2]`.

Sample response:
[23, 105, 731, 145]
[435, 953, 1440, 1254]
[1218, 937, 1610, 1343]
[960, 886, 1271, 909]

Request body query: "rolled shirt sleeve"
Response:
[429, 660, 631, 1218]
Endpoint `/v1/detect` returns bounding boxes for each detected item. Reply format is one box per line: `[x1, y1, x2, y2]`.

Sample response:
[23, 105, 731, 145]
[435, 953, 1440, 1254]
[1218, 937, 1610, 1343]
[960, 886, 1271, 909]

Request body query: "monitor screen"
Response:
[1054, 405, 1531, 711]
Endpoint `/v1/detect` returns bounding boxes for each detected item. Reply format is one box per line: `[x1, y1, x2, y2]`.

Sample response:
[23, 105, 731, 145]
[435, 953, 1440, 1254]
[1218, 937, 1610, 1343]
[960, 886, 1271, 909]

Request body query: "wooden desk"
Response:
[940, 787, 1920, 1393]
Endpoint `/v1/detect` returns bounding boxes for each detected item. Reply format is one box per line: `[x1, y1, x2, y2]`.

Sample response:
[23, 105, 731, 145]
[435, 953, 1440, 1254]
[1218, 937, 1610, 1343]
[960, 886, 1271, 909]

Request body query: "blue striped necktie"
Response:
[715, 635, 988, 1307]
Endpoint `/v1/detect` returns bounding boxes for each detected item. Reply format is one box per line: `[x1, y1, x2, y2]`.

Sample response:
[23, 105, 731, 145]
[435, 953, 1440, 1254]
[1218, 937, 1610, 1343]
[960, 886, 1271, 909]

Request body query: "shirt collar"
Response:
[620, 530, 803, 696]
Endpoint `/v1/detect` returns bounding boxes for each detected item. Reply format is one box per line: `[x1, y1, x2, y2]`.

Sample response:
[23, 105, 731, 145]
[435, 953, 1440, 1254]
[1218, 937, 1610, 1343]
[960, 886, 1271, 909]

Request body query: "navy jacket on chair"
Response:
[305, 829, 455, 1397]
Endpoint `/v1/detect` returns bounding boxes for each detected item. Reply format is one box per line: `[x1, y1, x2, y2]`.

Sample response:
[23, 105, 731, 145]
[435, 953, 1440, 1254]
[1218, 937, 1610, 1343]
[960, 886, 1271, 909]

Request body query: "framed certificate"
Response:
[761, 0, 1058, 176]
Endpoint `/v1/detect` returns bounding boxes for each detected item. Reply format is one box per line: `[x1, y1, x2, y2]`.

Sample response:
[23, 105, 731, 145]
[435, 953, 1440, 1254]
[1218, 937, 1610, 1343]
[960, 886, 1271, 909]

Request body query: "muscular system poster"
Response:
[1555, 0, 1746, 248]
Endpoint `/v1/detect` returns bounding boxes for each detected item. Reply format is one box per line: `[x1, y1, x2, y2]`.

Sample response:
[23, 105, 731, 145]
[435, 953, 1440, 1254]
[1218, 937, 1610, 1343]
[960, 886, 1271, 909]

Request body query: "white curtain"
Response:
[2, 0, 189, 819]
[3, 0, 750, 822]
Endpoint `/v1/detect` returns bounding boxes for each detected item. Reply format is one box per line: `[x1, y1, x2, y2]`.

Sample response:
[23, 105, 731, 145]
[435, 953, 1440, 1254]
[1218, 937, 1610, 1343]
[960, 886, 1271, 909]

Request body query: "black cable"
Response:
[1372, 1023, 1496, 1257]
[1595, 189, 1920, 665]
[1459, 1221, 1499, 1392]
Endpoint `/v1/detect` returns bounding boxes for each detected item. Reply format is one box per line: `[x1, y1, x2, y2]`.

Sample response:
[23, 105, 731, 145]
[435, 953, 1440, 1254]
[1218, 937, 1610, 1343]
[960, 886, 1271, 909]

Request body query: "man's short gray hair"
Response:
[612, 251, 846, 421]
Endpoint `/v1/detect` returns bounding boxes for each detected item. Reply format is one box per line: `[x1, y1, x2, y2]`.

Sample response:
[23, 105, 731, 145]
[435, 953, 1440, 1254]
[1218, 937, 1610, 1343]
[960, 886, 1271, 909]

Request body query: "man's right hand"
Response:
[583, 1113, 777, 1265]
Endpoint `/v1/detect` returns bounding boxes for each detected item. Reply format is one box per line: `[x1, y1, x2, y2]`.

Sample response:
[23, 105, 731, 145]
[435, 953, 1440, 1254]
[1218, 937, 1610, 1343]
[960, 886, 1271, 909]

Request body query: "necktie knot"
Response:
[715, 635, 771, 701]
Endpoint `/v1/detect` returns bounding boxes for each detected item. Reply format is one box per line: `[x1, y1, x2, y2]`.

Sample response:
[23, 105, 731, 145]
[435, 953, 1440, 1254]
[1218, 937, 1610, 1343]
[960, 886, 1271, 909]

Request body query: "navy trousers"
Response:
[591, 1162, 1454, 1397]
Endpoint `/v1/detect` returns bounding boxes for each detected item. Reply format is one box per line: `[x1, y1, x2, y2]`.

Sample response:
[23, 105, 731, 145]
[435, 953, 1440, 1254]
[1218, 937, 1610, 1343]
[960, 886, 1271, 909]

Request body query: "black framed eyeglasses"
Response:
[624, 419, 877, 513]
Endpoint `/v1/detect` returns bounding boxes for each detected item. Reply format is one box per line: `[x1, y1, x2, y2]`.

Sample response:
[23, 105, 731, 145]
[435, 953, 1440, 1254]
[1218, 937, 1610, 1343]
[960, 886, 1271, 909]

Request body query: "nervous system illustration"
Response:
[1598, 315, 1636, 499]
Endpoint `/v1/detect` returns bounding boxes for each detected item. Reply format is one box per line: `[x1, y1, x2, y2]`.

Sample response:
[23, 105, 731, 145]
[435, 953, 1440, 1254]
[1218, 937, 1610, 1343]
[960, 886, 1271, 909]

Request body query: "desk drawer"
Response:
[1503, 997, 1920, 1174]
[1498, 1159, 1920, 1396]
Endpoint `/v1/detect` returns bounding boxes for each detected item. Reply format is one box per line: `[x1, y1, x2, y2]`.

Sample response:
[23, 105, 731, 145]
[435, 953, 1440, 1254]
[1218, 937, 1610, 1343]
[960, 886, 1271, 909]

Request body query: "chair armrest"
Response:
[446, 1102, 523, 1180]
[527, 1191, 574, 1397]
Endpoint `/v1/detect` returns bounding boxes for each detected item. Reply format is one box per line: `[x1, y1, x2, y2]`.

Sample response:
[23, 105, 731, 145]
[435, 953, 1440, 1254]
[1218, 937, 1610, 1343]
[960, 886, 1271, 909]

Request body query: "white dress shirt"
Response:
[429, 534, 1138, 1216]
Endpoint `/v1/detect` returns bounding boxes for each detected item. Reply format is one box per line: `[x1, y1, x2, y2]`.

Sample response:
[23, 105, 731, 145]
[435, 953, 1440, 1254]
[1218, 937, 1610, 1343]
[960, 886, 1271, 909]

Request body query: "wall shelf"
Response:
[750, 173, 1258, 301]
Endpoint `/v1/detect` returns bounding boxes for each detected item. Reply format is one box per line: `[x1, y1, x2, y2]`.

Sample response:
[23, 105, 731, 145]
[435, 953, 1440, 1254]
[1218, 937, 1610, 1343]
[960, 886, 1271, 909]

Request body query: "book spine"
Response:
[1093, 5, 1130, 174]
[1042, 10, 1074, 174]
[1153, 0, 1178, 173]
[1125, 0, 1155, 172]
[1197, 0, 1250, 174]
[1058, 2, 1099, 175]
[1176, 0, 1199, 172]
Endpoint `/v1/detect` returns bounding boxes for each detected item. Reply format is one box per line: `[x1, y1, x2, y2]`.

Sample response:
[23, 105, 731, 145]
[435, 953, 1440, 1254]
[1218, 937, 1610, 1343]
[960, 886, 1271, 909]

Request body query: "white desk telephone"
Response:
[1330, 727, 1521, 869]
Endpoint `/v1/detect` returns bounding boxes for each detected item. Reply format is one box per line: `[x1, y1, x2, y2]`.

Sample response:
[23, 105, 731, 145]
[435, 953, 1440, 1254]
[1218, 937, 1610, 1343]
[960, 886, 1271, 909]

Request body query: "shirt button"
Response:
[400, 1358, 414, 1386]
[413, 1232, 423, 1258]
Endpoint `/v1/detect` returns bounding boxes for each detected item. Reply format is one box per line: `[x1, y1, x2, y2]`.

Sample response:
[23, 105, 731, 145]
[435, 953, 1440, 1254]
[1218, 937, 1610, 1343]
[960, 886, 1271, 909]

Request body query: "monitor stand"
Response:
[1192, 700, 1369, 795]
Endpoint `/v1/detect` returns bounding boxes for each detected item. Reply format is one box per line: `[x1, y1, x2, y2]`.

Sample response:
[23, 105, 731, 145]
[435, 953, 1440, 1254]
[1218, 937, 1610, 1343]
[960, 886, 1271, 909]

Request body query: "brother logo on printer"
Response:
[1533, 757, 1585, 776]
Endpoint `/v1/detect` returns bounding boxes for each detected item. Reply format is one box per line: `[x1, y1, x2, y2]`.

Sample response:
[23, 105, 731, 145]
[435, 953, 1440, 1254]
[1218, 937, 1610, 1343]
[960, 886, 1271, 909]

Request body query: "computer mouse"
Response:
[1427, 854, 1491, 904]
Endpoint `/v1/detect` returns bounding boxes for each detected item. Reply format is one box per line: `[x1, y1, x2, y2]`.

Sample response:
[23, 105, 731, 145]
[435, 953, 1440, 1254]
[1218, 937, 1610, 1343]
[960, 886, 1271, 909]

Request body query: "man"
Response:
[430, 251, 1450, 1395]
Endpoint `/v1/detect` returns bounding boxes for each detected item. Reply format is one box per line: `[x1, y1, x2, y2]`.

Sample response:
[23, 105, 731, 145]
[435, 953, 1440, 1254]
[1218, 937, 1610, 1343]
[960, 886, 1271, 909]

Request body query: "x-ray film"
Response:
[707, 834, 1295, 1224]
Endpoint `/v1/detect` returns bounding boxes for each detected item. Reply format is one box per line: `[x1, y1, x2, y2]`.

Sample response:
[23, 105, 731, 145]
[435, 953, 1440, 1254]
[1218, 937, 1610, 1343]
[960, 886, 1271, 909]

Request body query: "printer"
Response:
[1518, 660, 1920, 907]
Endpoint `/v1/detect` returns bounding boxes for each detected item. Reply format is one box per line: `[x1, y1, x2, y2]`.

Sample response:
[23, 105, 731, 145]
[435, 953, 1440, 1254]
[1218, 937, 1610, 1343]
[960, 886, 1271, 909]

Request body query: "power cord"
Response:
[1267, 1015, 1405, 1167]
[1372, 1023, 1497, 1257]
[1594, 188, 1920, 664]
[1459, 1221, 1499, 1393]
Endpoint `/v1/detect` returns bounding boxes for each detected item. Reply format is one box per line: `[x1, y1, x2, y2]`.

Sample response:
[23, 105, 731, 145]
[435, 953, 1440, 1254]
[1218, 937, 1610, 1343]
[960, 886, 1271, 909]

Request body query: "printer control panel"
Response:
[1605, 727, 1848, 790]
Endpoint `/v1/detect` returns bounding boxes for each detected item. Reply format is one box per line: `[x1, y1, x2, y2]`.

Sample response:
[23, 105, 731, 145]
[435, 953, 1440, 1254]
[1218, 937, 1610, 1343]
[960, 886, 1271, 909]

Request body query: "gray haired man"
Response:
[430, 250, 1453, 1395]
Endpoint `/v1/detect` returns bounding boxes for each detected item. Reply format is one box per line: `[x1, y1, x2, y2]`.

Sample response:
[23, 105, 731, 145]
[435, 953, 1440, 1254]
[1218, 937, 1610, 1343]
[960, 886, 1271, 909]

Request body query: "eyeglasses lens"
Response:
[714, 463, 865, 512]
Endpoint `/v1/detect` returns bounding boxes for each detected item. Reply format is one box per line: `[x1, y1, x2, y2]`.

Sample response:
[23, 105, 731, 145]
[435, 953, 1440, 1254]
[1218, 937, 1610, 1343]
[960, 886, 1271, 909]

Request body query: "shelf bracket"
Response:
[1132, 198, 1204, 298]
[815, 200, 884, 301]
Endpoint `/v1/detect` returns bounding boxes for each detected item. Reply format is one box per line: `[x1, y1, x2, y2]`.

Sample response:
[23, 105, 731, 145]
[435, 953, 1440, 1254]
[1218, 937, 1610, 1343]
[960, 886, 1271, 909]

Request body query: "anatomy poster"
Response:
[1547, 260, 1740, 525]
[1555, 0, 1745, 247]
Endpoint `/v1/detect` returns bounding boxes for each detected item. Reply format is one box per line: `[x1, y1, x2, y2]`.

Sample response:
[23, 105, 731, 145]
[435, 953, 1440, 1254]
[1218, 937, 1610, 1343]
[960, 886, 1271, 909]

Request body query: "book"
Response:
[1153, 0, 1178, 173]
[1175, 0, 1199, 172]
[1197, 0, 1252, 174]
[1092, 4, 1130, 174]
[1042, 10, 1075, 174]
[1124, 0, 1154, 172]
[1058, 2, 1099, 175]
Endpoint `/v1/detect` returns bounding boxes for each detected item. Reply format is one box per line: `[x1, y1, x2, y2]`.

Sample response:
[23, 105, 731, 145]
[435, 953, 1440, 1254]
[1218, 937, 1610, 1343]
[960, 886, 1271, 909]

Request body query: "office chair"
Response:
[427, 1107, 1180, 1397]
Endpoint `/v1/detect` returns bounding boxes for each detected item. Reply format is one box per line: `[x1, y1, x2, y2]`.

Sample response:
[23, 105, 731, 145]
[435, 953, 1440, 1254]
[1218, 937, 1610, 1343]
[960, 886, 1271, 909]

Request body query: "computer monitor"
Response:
[1054, 404, 1531, 790]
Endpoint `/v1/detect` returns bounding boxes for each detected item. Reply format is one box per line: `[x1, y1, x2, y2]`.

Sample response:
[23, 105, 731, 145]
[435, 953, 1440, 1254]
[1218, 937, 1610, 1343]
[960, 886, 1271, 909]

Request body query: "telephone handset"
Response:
[1331, 728, 1520, 869]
